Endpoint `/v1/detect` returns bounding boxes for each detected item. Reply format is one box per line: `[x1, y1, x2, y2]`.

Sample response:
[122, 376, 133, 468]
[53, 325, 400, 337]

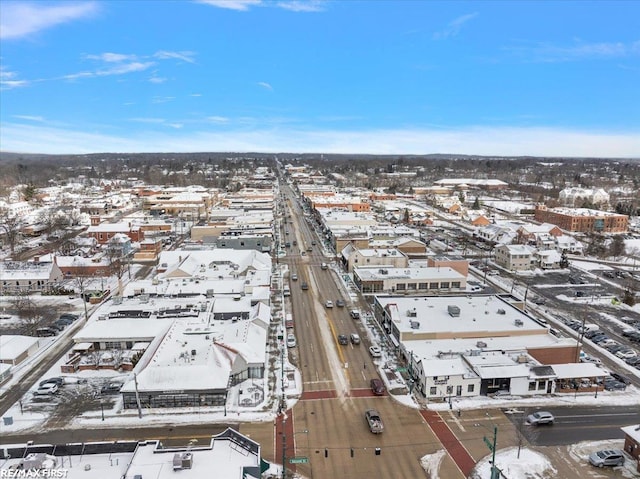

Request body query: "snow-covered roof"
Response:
[550, 363, 608, 379]
[0, 335, 39, 361]
[73, 319, 173, 342]
[378, 295, 547, 338]
[621, 425, 640, 443]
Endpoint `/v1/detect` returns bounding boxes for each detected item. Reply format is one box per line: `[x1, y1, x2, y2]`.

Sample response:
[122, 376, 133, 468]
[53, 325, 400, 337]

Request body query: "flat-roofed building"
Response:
[534, 205, 628, 233]
[353, 266, 466, 295]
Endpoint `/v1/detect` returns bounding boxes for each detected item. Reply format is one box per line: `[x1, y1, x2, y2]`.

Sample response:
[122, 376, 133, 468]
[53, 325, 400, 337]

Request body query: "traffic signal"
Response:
[375, 447, 381, 456]
[324, 448, 328, 458]
[350, 448, 354, 458]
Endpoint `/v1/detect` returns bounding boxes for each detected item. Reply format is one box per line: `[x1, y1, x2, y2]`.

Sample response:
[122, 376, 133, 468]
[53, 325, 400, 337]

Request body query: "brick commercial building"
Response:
[534, 205, 628, 233]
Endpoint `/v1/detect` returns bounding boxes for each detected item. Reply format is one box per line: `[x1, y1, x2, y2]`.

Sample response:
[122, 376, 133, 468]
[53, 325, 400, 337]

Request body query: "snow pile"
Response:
[470, 447, 556, 479]
[420, 449, 447, 478]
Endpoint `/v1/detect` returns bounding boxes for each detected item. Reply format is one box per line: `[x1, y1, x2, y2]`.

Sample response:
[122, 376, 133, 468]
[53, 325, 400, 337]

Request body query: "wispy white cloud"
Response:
[97, 62, 156, 76]
[190, 93, 203, 97]
[197, 0, 324, 12]
[167, 123, 184, 129]
[196, 0, 262, 11]
[207, 116, 230, 123]
[13, 115, 45, 122]
[84, 53, 138, 63]
[257, 81, 273, 90]
[151, 96, 175, 104]
[60, 50, 194, 83]
[505, 39, 640, 63]
[154, 50, 196, 64]
[0, 67, 28, 90]
[149, 74, 167, 84]
[2, 122, 638, 157]
[128, 118, 166, 124]
[0, 1, 99, 40]
[276, 1, 325, 12]
[433, 12, 478, 40]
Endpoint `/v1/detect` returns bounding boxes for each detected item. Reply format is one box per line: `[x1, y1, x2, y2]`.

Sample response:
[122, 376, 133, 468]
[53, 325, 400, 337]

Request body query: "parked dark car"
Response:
[101, 382, 123, 394]
[603, 380, 627, 391]
[610, 372, 631, 385]
[59, 313, 79, 321]
[36, 327, 57, 337]
[338, 334, 349, 345]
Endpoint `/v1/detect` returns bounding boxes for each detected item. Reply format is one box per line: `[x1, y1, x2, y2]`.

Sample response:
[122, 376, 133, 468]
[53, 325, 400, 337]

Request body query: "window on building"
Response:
[446, 385, 453, 395]
[429, 282, 439, 289]
[440, 282, 450, 289]
[407, 283, 417, 290]
[451, 281, 460, 288]
[467, 384, 474, 393]
[528, 381, 536, 391]
[538, 381, 546, 390]
[418, 282, 428, 290]
[430, 387, 437, 395]
[397, 284, 406, 290]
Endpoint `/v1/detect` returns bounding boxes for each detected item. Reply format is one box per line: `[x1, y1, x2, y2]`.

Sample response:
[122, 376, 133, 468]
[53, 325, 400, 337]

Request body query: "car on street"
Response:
[336, 299, 345, 307]
[325, 300, 334, 308]
[350, 333, 361, 345]
[291, 273, 298, 281]
[588, 449, 625, 468]
[301, 281, 308, 290]
[526, 411, 554, 425]
[369, 345, 382, 358]
[350, 310, 361, 319]
[370, 378, 386, 396]
[286, 333, 297, 348]
[338, 334, 349, 345]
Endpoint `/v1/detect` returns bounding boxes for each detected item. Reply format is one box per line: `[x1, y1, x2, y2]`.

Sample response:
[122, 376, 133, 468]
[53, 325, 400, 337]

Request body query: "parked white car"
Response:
[34, 383, 59, 395]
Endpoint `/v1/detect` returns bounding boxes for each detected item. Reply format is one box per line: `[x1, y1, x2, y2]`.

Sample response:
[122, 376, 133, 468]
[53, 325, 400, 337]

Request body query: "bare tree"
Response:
[10, 291, 40, 334]
[37, 207, 66, 238]
[0, 208, 24, 256]
[72, 264, 94, 322]
[106, 239, 128, 296]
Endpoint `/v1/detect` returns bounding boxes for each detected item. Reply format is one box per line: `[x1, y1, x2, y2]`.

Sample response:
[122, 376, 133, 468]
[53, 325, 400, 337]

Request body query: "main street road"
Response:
[276, 180, 464, 479]
[503, 404, 640, 446]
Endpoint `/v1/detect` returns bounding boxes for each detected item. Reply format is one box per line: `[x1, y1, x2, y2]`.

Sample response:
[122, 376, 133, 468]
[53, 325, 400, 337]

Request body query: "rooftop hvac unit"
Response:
[410, 320, 420, 330]
[447, 305, 461, 317]
[516, 354, 528, 363]
[113, 296, 123, 305]
[139, 294, 149, 303]
[407, 308, 417, 317]
[514, 319, 524, 327]
[497, 309, 506, 315]
[476, 341, 487, 348]
[469, 349, 481, 356]
[172, 452, 193, 470]
[206, 289, 214, 297]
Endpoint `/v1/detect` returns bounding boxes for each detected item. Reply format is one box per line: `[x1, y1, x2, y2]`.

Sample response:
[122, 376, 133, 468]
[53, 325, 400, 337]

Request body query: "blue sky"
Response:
[1, 0, 639, 156]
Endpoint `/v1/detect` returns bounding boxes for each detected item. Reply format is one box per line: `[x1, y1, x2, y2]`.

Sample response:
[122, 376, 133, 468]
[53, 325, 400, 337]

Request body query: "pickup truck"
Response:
[365, 409, 384, 434]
